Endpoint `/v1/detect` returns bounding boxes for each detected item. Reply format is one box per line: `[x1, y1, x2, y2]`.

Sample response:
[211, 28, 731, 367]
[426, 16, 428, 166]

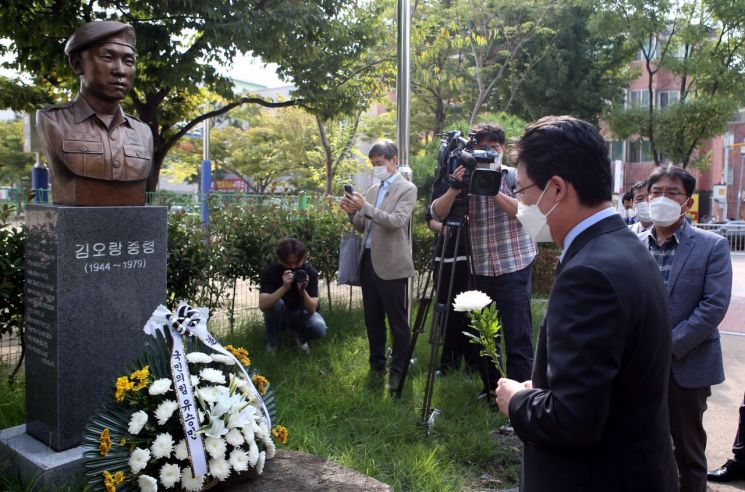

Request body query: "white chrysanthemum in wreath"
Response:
[128, 410, 148, 435]
[154, 400, 179, 425]
[186, 352, 213, 364]
[159, 462, 181, 488]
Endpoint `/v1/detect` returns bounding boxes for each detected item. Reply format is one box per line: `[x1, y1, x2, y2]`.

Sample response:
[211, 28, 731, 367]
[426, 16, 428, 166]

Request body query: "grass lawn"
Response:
[0, 300, 548, 491]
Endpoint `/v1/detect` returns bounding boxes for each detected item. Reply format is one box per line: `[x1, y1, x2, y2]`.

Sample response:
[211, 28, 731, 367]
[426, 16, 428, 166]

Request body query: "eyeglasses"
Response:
[514, 183, 538, 201]
[649, 189, 686, 200]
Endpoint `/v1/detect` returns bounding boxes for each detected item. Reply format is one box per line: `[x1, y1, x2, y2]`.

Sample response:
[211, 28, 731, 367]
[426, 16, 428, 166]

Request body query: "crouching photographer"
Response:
[259, 238, 328, 354]
[429, 123, 536, 421]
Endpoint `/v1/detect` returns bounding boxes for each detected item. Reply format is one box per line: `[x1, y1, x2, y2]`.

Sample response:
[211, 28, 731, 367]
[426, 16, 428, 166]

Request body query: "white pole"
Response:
[397, 0, 413, 325]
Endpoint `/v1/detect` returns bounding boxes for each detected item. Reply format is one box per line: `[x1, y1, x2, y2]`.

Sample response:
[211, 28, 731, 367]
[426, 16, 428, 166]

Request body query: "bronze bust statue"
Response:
[36, 21, 153, 206]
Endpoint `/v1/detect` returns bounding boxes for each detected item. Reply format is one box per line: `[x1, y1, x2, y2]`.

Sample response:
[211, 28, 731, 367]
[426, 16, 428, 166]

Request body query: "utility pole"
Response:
[397, 0, 413, 325]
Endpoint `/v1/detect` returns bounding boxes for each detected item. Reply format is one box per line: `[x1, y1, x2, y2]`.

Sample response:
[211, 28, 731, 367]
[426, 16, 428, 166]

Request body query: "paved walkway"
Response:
[706, 253, 745, 491]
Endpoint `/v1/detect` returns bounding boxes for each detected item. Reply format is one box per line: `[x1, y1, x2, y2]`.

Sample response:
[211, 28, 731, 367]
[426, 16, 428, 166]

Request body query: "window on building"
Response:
[608, 140, 625, 161]
[628, 90, 650, 107]
[635, 36, 659, 60]
[627, 140, 652, 163]
[658, 91, 680, 107]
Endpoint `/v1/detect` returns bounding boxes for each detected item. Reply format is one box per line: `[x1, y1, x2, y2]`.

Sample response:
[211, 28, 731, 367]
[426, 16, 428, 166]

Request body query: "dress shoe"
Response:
[707, 459, 745, 482]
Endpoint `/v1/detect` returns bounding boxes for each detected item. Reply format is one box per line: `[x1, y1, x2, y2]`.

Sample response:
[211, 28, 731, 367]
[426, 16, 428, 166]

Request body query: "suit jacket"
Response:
[509, 214, 677, 492]
[352, 177, 417, 280]
[661, 222, 731, 388]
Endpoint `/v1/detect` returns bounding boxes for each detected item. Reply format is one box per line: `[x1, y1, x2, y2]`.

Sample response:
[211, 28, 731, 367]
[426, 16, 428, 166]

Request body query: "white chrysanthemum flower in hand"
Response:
[452, 290, 492, 312]
[129, 447, 151, 474]
[180, 469, 205, 492]
[186, 352, 212, 364]
[174, 439, 188, 461]
[229, 448, 250, 472]
[211, 354, 235, 365]
[200, 367, 226, 385]
[128, 410, 148, 435]
[137, 474, 158, 492]
[154, 400, 179, 425]
[159, 462, 181, 488]
[256, 450, 266, 474]
[248, 440, 259, 466]
[151, 432, 174, 459]
[205, 436, 227, 458]
[225, 428, 244, 447]
[209, 458, 231, 481]
[148, 378, 172, 396]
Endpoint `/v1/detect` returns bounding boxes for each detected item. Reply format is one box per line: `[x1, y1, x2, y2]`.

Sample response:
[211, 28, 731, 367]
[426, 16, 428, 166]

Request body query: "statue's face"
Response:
[73, 40, 136, 104]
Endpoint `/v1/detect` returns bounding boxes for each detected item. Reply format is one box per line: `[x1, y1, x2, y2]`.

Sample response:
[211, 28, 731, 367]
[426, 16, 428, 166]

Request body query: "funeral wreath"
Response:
[82, 303, 286, 491]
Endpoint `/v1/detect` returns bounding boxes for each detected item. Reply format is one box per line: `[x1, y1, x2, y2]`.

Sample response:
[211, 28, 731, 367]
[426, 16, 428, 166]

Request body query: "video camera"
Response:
[436, 130, 502, 196]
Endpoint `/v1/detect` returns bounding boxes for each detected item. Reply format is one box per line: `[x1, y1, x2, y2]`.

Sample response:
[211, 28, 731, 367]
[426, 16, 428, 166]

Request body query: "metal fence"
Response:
[695, 222, 745, 251]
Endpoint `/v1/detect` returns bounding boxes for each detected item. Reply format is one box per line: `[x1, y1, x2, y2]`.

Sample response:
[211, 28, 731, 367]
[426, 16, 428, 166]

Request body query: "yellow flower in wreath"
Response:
[114, 376, 134, 402]
[99, 428, 112, 456]
[102, 469, 124, 492]
[130, 365, 150, 391]
[272, 425, 288, 444]
[252, 375, 269, 395]
[226, 345, 251, 366]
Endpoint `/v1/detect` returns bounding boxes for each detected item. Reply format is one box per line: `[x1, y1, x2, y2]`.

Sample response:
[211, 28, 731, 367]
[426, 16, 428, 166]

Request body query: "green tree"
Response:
[458, 0, 555, 125]
[504, 0, 630, 124]
[0, 1, 384, 190]
[210, 107, 320, 194]
[601, 0, 745, 168]
[0, 119, 35, 187]
[409, 1, 470, 138]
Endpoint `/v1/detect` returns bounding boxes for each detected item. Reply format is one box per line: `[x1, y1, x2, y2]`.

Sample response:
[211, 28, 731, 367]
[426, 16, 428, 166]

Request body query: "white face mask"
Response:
[516, 186, 559, 243]
[649, 196, 684, 227]
[373, 165, 392, 181]
[634, 201, 651, 222]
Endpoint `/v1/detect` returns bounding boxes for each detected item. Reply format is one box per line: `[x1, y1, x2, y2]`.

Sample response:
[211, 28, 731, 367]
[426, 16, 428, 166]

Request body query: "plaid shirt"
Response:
[467, 178, 537, 277]
[648, 221, 686, 285]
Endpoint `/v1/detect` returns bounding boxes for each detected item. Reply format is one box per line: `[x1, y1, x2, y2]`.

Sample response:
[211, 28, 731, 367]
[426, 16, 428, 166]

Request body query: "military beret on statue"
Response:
[64, 20, 136, 56]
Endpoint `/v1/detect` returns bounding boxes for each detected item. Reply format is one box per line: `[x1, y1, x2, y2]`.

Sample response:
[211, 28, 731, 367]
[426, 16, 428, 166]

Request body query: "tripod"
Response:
[395, 199, 480, 433]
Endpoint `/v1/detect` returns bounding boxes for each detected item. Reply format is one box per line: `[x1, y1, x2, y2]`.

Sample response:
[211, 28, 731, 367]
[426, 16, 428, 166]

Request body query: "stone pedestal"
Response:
[23, 205, 167, 451]
[0, 425, 85, 490]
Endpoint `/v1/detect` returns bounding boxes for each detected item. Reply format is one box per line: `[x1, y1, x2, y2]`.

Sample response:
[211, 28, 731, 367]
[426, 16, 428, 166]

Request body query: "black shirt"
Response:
[259, 262, 319, 311]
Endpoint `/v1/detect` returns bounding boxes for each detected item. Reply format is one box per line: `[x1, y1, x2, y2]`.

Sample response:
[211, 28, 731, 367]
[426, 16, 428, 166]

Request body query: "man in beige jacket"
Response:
[341, 141, 417, 393]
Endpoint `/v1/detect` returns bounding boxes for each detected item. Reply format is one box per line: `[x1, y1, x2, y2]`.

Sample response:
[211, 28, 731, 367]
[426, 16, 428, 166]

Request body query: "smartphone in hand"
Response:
[344, 184, 354, 194]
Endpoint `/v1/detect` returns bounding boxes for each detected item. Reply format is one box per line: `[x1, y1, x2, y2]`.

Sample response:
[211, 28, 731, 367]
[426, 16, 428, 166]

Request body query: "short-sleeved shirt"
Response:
[259, 262, 319, 311]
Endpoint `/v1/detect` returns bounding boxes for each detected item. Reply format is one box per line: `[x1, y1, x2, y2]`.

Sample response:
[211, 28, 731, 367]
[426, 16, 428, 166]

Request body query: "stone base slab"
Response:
[0, 425, 85, 489]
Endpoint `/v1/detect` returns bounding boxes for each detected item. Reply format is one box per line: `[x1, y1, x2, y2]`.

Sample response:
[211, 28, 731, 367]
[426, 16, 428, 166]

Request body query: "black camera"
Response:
[436, 130, 502, 196]
[293, 269, 308, 284]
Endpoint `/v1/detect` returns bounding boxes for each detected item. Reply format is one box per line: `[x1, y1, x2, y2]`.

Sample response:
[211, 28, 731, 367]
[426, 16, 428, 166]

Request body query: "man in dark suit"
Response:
[494, 116, 677, 491]
[644, 165, 732, 492]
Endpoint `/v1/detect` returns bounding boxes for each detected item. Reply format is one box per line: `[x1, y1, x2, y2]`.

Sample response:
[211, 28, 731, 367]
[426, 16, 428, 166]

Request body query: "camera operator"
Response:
[259, 238, 328, 354]
[430, 123, 537, 413]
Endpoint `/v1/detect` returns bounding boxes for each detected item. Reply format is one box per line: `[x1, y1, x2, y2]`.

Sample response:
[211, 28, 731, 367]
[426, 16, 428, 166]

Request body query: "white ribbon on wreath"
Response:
[144, 302, 272, 478]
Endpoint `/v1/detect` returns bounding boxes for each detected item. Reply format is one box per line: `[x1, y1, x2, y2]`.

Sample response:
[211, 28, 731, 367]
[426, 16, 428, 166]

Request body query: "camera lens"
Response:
[470, 169, 502, 196]
[294, 270, 308, 283]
